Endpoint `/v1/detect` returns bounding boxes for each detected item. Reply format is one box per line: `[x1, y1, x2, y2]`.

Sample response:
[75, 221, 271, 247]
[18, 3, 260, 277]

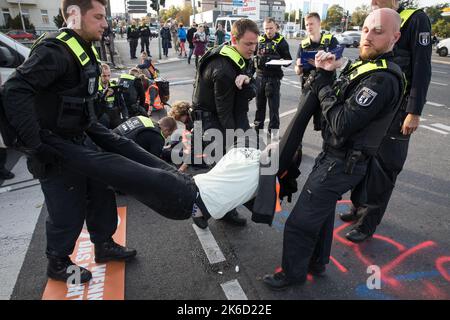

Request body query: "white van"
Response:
[214, 15, 248, 43]
[0, 32, 31, 82]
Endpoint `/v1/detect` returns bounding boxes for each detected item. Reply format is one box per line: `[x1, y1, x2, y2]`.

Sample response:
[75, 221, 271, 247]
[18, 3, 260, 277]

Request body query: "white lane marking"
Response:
[170, 79, 195, 86]
[430, 123, 450, 132]
[433, 70, 447, 74]
[192, 224, 226, 264]
[426, 101, 446, 107]
[420, 125, 448, 135]
[421, 118, 427, 121]
[430, 81, 448, 86]
[281, 80, 302, 89]
[220, 279, 248, 300]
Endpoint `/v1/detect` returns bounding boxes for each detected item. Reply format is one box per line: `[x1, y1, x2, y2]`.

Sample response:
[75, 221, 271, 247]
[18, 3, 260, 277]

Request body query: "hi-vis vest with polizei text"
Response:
[301, 33, 333, 49]
[114, 116, 163, 139]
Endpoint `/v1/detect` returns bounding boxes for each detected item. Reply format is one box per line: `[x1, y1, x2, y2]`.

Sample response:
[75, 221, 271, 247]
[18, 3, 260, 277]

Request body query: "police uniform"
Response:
[113, 116, 165, 157]
[254, 33, 292, 131]
[2, 28, 136, 282]
[118, 73, 147, 117]
[264, 53, 405, 288]
[127, 24, 140, 59]
[98, 80, 129, 129]
[139, 24, 151, 55]
[345, 7, 433, 239]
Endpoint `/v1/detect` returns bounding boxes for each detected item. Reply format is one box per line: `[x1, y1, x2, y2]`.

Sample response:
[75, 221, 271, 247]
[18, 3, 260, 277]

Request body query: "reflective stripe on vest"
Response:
[98, 81, 116, 103]
[301, 33, 333, 48]
[349, 59, 388, 81]
[120, 73, 136, 81]
[145, 83, 162, 110]
[219, 45, 245, 70]
[259, 34, 283, 43]
[399, 8, 419, 29]
[56, 31, 100, 65]
[137, 115, 155, 128]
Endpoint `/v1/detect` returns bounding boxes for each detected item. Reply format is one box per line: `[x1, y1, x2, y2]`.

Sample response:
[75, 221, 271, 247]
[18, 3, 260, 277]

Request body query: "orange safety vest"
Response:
[145, 83, 163, 110]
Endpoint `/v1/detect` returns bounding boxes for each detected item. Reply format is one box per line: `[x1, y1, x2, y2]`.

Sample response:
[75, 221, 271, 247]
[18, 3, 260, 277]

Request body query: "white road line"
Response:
[220, 280, 248, 300]
[426, 101, 446, 107]
[281, 80, 301, 89]
[430, 123, 450, 132]
[433, 70, 447, 74]
[192, 224, 226, 264]
[279, 108, 298, 118]
[420, 125, 448, 135]
[430, 81, 448, 86]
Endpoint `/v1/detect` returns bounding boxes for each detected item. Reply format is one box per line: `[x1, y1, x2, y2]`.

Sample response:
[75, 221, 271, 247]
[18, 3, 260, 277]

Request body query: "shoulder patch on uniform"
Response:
[418, 32, 430, 46]
[355, 87, 378, 107]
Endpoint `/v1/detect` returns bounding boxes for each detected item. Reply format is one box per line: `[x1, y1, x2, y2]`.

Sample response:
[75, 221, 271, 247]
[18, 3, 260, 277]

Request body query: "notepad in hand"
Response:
[301, 45, 345, 71]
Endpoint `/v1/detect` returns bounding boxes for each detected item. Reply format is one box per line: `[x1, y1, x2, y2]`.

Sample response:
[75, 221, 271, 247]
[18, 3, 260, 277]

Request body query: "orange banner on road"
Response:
[42, 207, 127, 300]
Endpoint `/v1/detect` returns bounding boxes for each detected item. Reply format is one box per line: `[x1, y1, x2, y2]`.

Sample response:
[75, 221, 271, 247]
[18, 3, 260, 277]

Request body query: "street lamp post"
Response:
[17, 0, 26, 32]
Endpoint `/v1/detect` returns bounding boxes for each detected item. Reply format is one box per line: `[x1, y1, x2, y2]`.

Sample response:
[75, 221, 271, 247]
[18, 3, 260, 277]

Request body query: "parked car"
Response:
[334, 33, 353, 48]
[436, 37, 450, 57]
[6, 30, 35, 41]
[342, 31, 361, 48]
[0, 32, 30, 81]
[149, 27, 158, 38]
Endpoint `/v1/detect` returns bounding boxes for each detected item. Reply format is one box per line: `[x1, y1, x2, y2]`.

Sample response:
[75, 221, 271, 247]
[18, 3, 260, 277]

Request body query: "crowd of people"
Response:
[0, 0, 432, 294]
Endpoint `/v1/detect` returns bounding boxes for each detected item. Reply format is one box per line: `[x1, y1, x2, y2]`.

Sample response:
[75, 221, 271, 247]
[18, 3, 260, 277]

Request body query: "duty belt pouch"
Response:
[344, 150, 362, 175]
[57, 96, 87, 130]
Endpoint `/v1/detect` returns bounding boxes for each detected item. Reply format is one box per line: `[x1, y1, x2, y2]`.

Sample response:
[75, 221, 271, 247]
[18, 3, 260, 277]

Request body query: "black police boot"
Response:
[94, 238, 137, 263]
[339, 204, 361, 222]
[263, 271, 305, 291]
[219, 209, 247, 227]
[308, 261, 326, 277]
[345, 228, 373, 243]
[0, 168, 15, 180]
[47, 256, 92, 284]
[192, 215, 209, 229]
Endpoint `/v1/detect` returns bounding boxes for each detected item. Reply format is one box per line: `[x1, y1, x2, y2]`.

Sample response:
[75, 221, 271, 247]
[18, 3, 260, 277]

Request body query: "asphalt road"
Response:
[1, 38, 449, 300]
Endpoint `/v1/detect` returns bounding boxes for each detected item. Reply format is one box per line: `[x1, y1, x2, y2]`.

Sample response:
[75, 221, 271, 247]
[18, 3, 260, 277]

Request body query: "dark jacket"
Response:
[187, 27, 197, 48]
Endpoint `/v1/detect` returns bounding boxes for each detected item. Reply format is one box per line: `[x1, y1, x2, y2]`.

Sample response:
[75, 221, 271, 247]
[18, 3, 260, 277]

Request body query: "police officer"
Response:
[263, 8, 405, 290]
[2, 0, 136, 284]
[254, 17, 292, 133]
[118, 68, 147, 117]
[139, 22, 151, 55]
[186, 18, 260, 227]
[340, 0, 433, 243]
[127, 21, 140, 59]
[98, 63, 128, 129]
[113, 116, 176, 157]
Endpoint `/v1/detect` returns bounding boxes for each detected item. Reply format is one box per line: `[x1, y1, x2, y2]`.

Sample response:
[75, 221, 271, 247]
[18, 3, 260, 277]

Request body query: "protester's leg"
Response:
[254, 77, 267, 131]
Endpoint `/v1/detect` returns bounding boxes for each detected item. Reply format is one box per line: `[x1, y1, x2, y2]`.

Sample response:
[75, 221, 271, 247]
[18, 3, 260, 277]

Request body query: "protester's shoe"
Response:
[0, 168, 14, 180]
[219, 209, 247, 227]
[339, 205, 361, 223]
[192, 216, 208, 229]
[308, 261, 326, 277]
[263, 271, 305, 291]
[47, 256, 92, 284]
[94, 238, 137, 263]
[345, 228, 373, 243]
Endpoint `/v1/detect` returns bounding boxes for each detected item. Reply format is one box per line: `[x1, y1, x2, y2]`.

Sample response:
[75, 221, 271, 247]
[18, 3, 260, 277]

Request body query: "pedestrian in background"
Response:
[215, 23, 225, 46]
[160, 22, 171, 58]
[193, 25, 208, 68]
[178, 23, 187, 57]
[187, 22, 197, 64]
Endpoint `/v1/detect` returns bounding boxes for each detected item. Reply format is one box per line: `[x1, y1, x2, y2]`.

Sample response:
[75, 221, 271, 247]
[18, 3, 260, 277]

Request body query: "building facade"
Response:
[0, 0, 60, 33]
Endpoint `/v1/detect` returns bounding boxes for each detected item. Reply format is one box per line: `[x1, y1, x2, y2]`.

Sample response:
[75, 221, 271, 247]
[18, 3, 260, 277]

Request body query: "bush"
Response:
[6, 15, 35, 32]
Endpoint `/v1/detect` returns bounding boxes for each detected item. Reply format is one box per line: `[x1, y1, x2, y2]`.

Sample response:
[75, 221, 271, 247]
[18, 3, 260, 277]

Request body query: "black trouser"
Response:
[41, 123, 197, 221]
[0, 147, 6, 169]
[350, 134, 410, 234]
[39, 135, 118, 258]
[140, 37, 150, 55]
[282, 151, 368, 282]
[254, 76, 281, 131]
[129, 38, 138, 58]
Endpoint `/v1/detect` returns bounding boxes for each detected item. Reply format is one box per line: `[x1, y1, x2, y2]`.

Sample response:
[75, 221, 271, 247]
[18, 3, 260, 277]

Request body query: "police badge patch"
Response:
[355, 87, 378, 107]
[88, 78, 96, 95]
[418, 32, 430, 46]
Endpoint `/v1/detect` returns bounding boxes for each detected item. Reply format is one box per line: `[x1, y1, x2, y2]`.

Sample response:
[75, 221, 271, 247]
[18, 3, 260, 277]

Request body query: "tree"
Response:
[322, 4, 345, 31]
[425, 3, 450, 24]
[284, 10, 297, 23]
[433, 19, 450, 38]
[400, 0, 419, 9]
[351, 5, 370, 28]
[54, 9, 65, 29]
[159, 5, 180, 23]
[6, 15, 35, 32]
[176, 6, 192, 25]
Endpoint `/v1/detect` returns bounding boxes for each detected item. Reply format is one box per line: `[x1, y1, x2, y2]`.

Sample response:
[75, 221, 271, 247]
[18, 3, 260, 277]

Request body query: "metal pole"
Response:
[158, 6, 162, 60]
[17, 0, 26, 32]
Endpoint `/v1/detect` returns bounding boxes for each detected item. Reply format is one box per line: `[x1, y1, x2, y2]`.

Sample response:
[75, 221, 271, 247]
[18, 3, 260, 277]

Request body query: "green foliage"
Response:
[322, 4, 345, 30]
[53, 9, 65, 29]
[6, 15, 34, 32]
[351, 5, 370, 27]
[433, 19, 450, 38]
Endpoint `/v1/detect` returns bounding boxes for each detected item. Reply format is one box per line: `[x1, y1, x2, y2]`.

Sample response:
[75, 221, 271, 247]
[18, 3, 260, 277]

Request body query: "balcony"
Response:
[6, 0, 38, 5]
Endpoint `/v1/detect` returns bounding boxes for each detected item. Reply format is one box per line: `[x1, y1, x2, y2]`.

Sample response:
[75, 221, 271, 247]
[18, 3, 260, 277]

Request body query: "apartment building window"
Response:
[21, 8, 30, 21]
[41, 9, 49, 24]
[2, 8, 11, 25]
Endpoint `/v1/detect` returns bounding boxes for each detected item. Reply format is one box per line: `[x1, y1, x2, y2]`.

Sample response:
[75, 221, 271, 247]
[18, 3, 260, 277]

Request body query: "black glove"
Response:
[309, 68, 335, 97]
[278, 148, 302, 202]
[33, 143, 64, 165]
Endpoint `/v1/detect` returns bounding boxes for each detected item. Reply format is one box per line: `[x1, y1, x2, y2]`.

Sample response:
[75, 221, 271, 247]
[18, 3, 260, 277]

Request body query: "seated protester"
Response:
[163, 101, 193, 163]
[98, 63, 129, 129]
[136, 51, 159, 80]
[145, 78, 167, 119]
[118, 68, 147, 117]
[113, 116, 176, 158]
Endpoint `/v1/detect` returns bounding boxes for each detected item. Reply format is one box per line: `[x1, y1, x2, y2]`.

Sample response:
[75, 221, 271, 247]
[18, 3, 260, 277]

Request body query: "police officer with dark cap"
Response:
[264, 8, 405, 290]
[253, 17, 292, 133]
[2, 0, 136, 284]
[340, 0, 433, 243]
[127, 21, 140, 59]
[185, 18, 260, 227]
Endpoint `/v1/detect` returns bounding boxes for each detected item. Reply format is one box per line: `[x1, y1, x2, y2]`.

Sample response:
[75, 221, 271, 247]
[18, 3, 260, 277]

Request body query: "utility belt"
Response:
[57, 95, 97, 133]
[190, 109, 217, 123]
[323, 144, 369, 174]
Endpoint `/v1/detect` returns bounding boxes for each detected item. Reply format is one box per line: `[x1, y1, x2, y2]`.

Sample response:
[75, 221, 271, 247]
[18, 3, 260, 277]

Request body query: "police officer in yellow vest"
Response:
[188, 18, 260, 227]
[295, 12, 338, 88]
[340, 0, 433, 243]
[2, 0, 136, 284]
[254, 17, 292, 133]
[264, 8, 405, 290]
[118, 68, 147, 117]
